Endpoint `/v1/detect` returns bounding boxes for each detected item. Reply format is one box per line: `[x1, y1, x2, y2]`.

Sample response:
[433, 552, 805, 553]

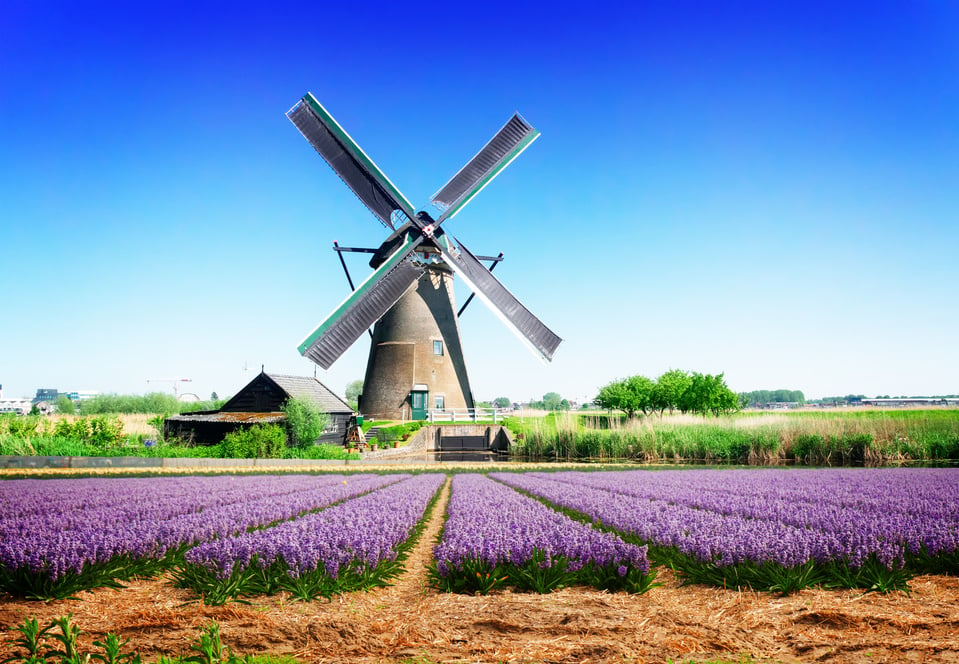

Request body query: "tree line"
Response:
[595, 370, 740, 418]
[52, 392, 227, 416]
[738, 389, 806, 406]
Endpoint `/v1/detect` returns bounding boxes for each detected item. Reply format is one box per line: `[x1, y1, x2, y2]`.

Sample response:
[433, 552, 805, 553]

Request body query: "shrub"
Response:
[293, 443, 358, 460]
[281, 397, 329, 448]
[221, 424, 287, 459]
[7, 417, 39, 439]
[89, 416, 125, 449]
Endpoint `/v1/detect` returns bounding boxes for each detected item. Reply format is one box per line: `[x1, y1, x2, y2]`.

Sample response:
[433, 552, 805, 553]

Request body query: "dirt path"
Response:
[2, 473, 959, 663]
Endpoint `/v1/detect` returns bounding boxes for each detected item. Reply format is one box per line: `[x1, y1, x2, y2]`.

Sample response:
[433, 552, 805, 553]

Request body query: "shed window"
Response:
[433, 340, 444, 356]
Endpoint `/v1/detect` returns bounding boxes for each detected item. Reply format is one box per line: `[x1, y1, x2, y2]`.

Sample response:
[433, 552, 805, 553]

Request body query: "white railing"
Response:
[426, 408, 507, 423]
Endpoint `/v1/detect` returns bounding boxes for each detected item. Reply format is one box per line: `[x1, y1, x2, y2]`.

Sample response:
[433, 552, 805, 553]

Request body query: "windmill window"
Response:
[433, 340, 444, 356]
[435, 395, 445, 410]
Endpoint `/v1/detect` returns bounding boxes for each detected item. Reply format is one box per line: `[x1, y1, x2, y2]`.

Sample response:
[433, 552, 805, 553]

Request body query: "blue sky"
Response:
[2, 1, 957, 403]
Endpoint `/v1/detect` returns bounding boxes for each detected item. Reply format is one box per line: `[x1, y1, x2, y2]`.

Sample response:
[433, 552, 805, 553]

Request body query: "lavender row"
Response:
[518, 469, 959, 562]
[491, 470, 959, 571]
[0, 474, 403, 582]
[1, 474, 348, 533]
[182, 473, 445, 584]
[544, 468, 959, 525]
[432, 474, 651, 593]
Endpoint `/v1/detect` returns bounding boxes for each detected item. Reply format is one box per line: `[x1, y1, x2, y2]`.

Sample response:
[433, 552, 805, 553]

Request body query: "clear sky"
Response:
[2, 1, 957, 404]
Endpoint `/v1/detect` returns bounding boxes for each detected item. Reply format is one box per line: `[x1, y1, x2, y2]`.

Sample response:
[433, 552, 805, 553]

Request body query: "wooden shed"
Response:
[164, 372, 354, 446]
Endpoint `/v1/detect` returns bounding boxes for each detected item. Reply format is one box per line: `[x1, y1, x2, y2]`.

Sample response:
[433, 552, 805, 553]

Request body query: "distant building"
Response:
[860, 397, 959, 407]
[66, 390, 99, 401]
[0, 384, 32, 415]
[33, 388, 59, 404]
[164, 371, 354, 446]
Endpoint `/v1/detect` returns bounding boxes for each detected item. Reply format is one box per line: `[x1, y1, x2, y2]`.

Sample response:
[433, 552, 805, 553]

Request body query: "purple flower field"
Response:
[431, 474, 654, 593]
[0, 473, 406, 598]
[491, 468, 959, 591]
[177, 473, 446, 602]
[2, 468, 957, 600]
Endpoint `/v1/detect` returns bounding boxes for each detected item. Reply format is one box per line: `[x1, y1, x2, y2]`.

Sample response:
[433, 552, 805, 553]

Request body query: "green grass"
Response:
[506, 410, 959, 463]
[0, 434, 359, 461]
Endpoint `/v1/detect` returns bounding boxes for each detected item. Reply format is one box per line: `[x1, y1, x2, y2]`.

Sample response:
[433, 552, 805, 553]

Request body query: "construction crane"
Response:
[146, 378, 193, 399]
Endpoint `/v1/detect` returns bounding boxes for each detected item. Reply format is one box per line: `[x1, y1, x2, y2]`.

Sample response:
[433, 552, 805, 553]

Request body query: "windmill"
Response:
[287, 93, 561, 420]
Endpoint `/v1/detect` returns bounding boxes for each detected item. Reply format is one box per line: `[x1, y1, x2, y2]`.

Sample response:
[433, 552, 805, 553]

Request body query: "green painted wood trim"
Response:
[297, 233, 420, 354]
[437, 128, 540, 224]
[301, 93, 417, 219]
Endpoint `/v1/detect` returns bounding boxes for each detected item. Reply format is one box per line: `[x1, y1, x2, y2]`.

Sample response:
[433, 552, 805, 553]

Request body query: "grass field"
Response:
[507, 408, 959, 463]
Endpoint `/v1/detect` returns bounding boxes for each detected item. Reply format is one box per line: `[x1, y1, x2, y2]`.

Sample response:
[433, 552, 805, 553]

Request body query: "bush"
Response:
[373, 422, 423, 444]
[7, 417, 39, 439]
[281, 397, 329, 448]
[221, 424, 287, 459]
[89, 416, 125, 449]
[292, 443, 358, 460]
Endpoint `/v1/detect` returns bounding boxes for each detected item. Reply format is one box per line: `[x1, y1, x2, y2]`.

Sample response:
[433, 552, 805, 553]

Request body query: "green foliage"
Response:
[597, 370, 739, 421]
[54, 395, 76, 415]
[46, 614, 85, 664]
[595, 376, 655, 418]
[678, 373, 740, 417]
[280, 397, 329, 448]
[7, 416, 40, 439]
[90, 416, 125, 448]
[147, 414, 168, 439]
[184, 621, 236, 664]
[738, 389, 806, 406]
[78, 393, 226, 416]
[650, 369, 692, 415]
[1, 615, 293, 664]
[542, 392, 567, 411]
[493, 397, 511, 409]
[290, 444, 359, 461]
[220, 424, 287, 459]
[1, 616, 51, 663]
[429, 549, 657, 595]
[374, 421, 423, 444]
[345, 379, 363, 410]
[508, 409, 959, 463]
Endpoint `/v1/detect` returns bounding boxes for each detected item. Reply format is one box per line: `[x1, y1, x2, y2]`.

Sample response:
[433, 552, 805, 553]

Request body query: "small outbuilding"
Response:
[164, 372, 354, 446]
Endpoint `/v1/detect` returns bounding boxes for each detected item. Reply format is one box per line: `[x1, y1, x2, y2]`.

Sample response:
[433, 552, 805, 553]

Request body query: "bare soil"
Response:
[2, 479, 958, 663]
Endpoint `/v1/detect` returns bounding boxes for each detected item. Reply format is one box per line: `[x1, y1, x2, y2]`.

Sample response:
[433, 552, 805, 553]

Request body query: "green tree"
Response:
[281, 396, 330, 448]
[679, 372, 740, 417]
[493, 397, 511, 409]
[345, 379, 363, 410]
[650, 369, 691, 416]
[54, 395, 76, 415]
[542, 392, 565, 411]
[595, 375, 655, 419]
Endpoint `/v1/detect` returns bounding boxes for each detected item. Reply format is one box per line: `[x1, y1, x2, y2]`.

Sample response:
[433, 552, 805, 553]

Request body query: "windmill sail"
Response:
[435, 235, 561, 363]
[287, 93, 417, 230]
[298, 234, 425, 369]
[431, 113, 540, 224]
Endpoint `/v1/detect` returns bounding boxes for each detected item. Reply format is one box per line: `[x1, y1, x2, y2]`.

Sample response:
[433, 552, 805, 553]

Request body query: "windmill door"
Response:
[410, 389, 429, 420]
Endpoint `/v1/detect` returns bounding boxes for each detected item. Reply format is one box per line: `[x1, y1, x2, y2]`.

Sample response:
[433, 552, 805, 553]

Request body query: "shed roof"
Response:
[266, 373, 354, 413]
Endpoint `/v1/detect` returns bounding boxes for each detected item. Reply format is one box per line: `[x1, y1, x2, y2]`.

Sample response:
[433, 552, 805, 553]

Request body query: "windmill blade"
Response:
[299, 234, 425, 369]
[287, 93, 418, 230]
[430, 113, 540, 225]
[435, 235, 561, 362]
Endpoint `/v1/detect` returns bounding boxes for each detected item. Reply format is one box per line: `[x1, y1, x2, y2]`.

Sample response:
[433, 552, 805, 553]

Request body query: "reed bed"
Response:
[508, 409, 959, 464]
